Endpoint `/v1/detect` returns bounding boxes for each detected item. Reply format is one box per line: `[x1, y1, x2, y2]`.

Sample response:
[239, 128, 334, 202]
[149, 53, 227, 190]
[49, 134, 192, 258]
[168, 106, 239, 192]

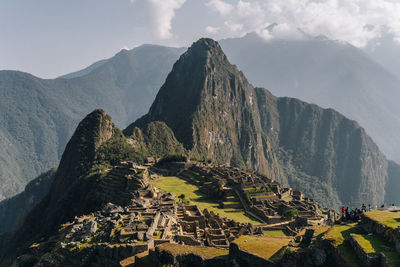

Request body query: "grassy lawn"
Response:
[233, 236, 291, 262]
[263, 230, 288, 237]
[324, 223, 360, 247]
[313, 225, 331, 237]
[351, 233, 400, 266]
[151, 176, 261, 224]
[364, 210, 400, 229]
[157, 243, 229, 259]
[323, 223, 363, 267]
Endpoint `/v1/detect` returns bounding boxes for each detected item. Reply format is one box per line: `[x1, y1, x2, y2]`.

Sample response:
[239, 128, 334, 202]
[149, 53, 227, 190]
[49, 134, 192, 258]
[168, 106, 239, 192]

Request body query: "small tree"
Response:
[282, 209, 299, 220]
[178, 194, 185, 202]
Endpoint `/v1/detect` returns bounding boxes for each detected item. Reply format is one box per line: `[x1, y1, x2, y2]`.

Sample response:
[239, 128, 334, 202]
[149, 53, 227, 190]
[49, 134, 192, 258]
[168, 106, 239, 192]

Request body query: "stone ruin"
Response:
[154, 162, 337, 235]
[96, 161, 149, 206]
[48, 160, 339, 264]
[175, 205, 258, 248]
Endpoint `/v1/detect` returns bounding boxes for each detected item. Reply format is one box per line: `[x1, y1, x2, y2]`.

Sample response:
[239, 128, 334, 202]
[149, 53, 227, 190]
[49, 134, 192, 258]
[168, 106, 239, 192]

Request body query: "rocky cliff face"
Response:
[255, 88, 389, 208]
[126, 38, 398, 209]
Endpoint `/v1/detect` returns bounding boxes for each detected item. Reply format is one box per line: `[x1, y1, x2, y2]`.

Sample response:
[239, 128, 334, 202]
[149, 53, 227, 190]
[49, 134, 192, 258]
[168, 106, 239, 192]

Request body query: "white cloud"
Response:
[205, 0, 233, 16]
[204, 0, 400, 47]
[131, 0, 186, 40]
[205, 26, 220, 34]
[204, 0, 267, 39]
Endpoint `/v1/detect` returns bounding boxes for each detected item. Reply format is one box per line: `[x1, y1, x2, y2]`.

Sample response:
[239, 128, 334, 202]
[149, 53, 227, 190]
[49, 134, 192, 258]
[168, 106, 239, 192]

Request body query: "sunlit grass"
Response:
[364, 210, 400, 229]
[151, 175, 261, 224]
[157, 243, 228, 259]
[351, 233, 400, 266]
[233, 235, 291, 262]
[323, 223, 362, 267]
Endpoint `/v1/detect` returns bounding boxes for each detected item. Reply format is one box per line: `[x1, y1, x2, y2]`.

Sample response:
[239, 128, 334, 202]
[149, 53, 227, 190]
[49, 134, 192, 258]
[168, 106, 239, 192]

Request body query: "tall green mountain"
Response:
[126, 39, 282, 179]
[126, 38, 400, 209]
[0, 45, 184, 200]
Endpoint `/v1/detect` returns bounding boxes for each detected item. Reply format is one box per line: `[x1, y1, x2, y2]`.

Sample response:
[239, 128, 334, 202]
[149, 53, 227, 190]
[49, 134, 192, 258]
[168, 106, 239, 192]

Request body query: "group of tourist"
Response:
[340, 204, 370, 222]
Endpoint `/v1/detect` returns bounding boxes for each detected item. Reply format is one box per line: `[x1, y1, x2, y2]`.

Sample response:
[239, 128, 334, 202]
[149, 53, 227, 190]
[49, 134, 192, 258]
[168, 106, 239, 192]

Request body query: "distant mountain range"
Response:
[363, 30, 400, 79]
[219, 32, 400, 164]
[0, 45, 184, 200]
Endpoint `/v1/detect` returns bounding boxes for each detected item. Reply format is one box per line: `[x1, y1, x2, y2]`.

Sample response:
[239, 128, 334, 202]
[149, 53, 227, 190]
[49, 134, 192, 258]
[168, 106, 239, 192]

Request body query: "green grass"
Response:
[351, 234, 376, 254]
[351, 233, 400, 266]
[233, 236, 291, 262]
[324, 223, 360, 247]
[364, 210, 400, 229]
[154, 230, 163, 239]
[323, 223, 363, 267]
[263, 230, 287, 237]
[151, 176, 261, 224]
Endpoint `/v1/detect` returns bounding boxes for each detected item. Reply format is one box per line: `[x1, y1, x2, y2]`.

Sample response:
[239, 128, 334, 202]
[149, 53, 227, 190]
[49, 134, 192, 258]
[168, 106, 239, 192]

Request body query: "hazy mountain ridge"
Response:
[0, 169, 56, 234]
[219, 33, 400, 164]
[0, 45, 183, 200]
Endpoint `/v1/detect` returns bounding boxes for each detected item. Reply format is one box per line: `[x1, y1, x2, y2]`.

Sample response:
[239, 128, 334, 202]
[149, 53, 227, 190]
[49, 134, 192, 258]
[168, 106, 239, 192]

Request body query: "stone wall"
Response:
[361, 215, 400, 253]
[96, 243, 150, 261]
[349, 234, 380, 267]
[176, 235, 203, 246]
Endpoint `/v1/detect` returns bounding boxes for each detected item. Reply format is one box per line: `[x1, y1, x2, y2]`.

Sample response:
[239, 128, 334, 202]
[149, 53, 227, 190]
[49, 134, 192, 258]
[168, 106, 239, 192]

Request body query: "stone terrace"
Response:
[179, 164, 332, 233]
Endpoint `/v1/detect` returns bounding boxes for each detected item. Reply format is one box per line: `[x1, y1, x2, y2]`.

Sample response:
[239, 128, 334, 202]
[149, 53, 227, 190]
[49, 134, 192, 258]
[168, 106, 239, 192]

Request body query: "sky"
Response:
[1, 0, 400, 78]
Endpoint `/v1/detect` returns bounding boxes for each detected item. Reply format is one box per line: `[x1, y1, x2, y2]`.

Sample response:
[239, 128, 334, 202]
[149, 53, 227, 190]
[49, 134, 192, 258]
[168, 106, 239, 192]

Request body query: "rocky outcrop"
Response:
[130, 121, 186, 158]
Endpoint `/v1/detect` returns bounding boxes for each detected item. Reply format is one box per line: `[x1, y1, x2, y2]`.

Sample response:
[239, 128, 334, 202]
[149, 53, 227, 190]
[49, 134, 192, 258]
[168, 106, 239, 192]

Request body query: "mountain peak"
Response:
[125, 38, 281, 177]
[189, 38, 222, 53]
[179, 38, 230, 69]
[124, 38, 240, 142]
[49, 109, 114, 199]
